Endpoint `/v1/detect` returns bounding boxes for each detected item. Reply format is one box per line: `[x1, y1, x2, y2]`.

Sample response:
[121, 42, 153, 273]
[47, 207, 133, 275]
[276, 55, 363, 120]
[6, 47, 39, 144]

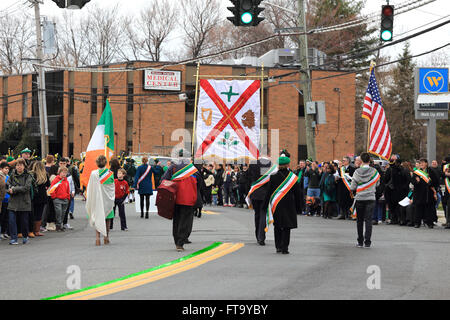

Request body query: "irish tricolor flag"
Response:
[80, 100, 114, 187]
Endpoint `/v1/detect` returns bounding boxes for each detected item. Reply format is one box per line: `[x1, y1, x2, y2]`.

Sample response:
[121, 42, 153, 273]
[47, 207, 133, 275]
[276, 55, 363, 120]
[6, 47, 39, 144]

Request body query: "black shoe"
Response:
[70, 213, 74, 219]
[364, 244, 371, 248]
[145, 213, 149, 219]
[282, 250, 289, 254]
[427, 224, 434, 229]
[276, 249, 282, 253]
[140, 213, 144, 218]
[445, 226, 450, 229]
[337, 215, 345, 220]
[184, 240, 192, 244]
[258, 240, 265, 246]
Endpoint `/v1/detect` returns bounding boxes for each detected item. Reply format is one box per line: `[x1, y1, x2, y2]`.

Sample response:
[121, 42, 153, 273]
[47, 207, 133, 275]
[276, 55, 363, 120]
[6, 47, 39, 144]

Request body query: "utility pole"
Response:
[298, 0, 316, 160]
[31, 0, 49, 158]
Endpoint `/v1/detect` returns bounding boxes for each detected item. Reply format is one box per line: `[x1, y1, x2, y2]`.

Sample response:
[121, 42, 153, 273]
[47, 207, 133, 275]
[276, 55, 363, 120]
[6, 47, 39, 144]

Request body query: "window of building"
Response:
[69, 89, 74, 115]
[91, 88, 97, 114]
[298, 145, 307, 161]
[127, 83, 133, 112]
[127, 140, 133, 152]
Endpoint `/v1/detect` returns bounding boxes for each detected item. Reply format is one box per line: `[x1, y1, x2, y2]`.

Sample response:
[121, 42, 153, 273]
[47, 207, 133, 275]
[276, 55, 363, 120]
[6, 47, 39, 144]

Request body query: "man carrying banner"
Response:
[161, 150, 198, 252]
[247, 157, 277, 246]
[350, 152, 380, 248]
[263, 155, 301, 254]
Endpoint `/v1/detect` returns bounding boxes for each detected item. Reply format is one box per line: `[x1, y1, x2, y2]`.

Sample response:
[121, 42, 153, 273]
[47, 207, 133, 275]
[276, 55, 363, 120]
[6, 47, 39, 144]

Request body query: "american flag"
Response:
[362, 68, 392, 160]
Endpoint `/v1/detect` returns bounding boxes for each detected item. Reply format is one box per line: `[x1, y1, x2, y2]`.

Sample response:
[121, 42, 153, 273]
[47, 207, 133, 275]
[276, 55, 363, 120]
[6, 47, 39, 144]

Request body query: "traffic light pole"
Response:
[31, 0, 49, 158]
[298, 0, 316, 160]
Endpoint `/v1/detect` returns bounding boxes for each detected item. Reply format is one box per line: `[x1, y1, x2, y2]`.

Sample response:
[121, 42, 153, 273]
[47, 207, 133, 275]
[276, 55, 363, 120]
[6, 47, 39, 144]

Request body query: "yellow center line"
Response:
[59, 243, 244, 300]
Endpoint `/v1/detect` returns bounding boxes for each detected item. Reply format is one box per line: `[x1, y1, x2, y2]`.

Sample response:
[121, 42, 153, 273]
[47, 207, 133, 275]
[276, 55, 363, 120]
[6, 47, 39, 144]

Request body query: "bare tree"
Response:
[180, 0, 222, 59]
[0, 14, 34, 75]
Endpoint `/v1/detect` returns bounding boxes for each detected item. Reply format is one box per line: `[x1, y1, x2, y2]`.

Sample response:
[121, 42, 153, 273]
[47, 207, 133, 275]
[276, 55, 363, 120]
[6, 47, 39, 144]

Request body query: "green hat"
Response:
[178, 149, 183, 157]
[6, 156, 14, 162]
[278, 156, 290, 165]
[21, 148, 32, 154]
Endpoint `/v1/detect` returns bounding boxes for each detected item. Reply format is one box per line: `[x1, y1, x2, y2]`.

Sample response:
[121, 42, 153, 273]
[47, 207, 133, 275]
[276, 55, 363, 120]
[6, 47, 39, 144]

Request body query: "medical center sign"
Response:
[144, 69, 181, 91]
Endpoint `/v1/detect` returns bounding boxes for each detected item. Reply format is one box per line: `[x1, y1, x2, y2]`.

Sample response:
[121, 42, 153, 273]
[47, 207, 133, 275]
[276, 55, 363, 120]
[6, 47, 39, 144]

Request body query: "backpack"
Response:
[156, 179, 177, 220]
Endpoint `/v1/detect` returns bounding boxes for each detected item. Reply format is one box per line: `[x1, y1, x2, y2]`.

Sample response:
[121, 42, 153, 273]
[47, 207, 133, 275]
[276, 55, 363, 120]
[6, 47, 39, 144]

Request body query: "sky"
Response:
[0, 0, 449, 65]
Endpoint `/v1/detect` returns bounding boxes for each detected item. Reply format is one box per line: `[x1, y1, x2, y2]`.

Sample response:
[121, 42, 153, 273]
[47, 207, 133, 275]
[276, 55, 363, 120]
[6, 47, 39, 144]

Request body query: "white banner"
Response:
[195, 79, 261, 162]
[144, 69, 181, 91]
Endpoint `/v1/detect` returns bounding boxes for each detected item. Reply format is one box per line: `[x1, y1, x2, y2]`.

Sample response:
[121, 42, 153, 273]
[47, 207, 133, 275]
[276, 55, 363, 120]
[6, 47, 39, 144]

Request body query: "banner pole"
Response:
[367, 61, 376, 153]
[191, 62, 201, 159]
[260, 63, 264, 154]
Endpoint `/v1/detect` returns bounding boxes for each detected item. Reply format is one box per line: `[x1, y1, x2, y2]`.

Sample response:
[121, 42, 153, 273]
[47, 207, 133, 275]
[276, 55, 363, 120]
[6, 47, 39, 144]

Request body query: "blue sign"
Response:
[419, 68, 449, 94]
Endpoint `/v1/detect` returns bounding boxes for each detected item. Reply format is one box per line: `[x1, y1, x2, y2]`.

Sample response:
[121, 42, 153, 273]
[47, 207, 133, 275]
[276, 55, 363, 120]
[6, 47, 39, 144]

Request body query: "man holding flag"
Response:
[82, 99, 116, 246]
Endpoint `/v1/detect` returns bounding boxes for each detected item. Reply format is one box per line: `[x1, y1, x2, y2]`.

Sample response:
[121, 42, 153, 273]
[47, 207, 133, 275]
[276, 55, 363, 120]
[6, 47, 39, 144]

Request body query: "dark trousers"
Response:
[172, 205, 194, 247]
[1, 202, 8, 234]
[140, 194, 150, 214]
[415, 203, 434, 226]
[33, 203, 46, 222]
[217, 186, 223, 205]
[323, 201, 337, 218]
[356, 200, 375, 246]
[252, 200, 266, 242]
[9, 211, 29, 241]
[63, 197, 74, 225]
[274, 226, 291, 252]
[238, 185, 247, 206]
[223, 185, 232, 205]
[113, 197, 127, 230]
[204, 186, 212, 205]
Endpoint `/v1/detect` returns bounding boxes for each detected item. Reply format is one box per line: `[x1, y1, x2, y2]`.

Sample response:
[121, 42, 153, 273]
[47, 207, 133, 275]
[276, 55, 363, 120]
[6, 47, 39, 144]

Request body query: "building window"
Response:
[2, 96, 7, 121]
[127, 140, 132, 152]
[69, 89, 74, 115]
[102, 86, 109, 111]
[91, 88, 97, 114]
[127, 83, 133, 112]
[22, 95, 27, 118]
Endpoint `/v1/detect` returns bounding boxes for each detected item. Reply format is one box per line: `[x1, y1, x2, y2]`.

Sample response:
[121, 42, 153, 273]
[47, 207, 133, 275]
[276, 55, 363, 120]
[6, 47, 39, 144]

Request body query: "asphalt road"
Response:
[1, 198, 449, 300]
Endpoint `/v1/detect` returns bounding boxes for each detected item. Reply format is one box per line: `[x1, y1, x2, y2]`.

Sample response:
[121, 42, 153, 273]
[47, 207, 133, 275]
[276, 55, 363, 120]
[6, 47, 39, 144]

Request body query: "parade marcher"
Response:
[30, 161, 50, 236]
[443, 164, 450, 229]
[0, 161, 10, 239]
[384, 155, 410, 225]
[86, 155, 115, 246]
[248, 157, 276, 246]
[7, 159, 33, 245]
[133, 157, 155, 219]
[263, 155, 301, 254]
[431, 160, 444, 212]
[336, 156, 355, 220]
[350, 153, 380, 248]
[161, 150, 198, 252]
[237, 164, 250, 208]
[114, 168, 129, 231]
[152, 159, 164, 188]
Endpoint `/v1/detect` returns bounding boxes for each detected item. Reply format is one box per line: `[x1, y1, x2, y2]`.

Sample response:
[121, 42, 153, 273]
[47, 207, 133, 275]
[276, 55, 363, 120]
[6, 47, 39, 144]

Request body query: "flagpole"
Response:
[367, 61, 376, 153]
[191, 62, 201, 159]
[261, 63, 264, 155]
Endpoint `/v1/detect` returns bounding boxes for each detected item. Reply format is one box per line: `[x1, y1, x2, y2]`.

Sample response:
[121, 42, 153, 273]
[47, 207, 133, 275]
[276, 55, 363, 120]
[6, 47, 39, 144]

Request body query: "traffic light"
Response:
[380, 5, 394, 41]
[52, 0, 65, 8]
[227, 0, 265, 27]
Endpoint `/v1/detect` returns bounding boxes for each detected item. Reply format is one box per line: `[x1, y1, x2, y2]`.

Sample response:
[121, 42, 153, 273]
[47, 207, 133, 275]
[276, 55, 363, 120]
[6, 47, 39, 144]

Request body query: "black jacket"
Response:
[248, 160, 272, 201]
[263, 168, 300, 229]
[411, 167, 438, 205]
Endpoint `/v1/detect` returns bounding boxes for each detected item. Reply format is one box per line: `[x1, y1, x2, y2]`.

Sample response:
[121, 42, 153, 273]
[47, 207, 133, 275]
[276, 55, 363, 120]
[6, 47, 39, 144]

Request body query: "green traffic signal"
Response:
[241, 12, 253, 24]
[381, 30, 392, 41]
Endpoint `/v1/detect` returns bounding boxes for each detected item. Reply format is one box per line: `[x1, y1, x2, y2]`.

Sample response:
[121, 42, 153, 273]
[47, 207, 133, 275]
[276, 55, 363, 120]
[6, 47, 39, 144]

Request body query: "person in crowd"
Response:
[114, 168, 129, 231]
[31, 161, 50, 236]
[401, 161, 415, 227]
[248, 156, 274, 246]
[193, 164, 206, 218]
[442, 156, 450, 218]
[372, 160, 386, 225]
[123, 158, 136, 203]
[305, 161, 321, 216]
[411, 158, 439, 228]
[383, 155, 410, 225]
[0, 161, 5, 227]
[350, 152, 380, 248]
[336, 156, 355, 220]
[58, 158, 75, 229]
[294, 160, 307, 215]
[354, 156, 362, 168]
[430, 160, 444, 211]
[86, 155, 115, 246]
[443, 164, 450, 229]
[48, 167, 71, 232]
[152, 159, 164, 188]
[322, 164, 337, 219]
[231, 165, 240, 206]
[68, 159, 81, 217]
[222, 164, 233, 207]
[161, 150, 198, 252]
[202, 164, 215, 206]
[214, 164, 224, 206]
[238, 164, 250, 209]
[109, 158, 121, 179]
[263, 155, 301, 254]
[7, 159, 33, 245]
[20, 148, 34, 169]
[133, 157, 155, 219]
[0, 161, 10, 240]
[211, 185, 218, 206]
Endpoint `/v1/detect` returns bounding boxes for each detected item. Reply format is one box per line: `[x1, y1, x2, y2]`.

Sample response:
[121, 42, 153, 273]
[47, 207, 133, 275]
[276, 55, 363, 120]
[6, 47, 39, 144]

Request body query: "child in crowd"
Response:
[48, 167, 71, 232]
[114, 168, 129, 231]
[0, 161, 10, 240]
[211, 186, 218, 206]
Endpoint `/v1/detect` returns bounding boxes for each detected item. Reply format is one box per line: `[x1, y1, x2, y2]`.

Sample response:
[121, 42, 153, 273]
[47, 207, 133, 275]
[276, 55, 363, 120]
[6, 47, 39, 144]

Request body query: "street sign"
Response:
[415, 110, 448, 120]
[419, 68, 449, 94]
[418, 103, 449, 110]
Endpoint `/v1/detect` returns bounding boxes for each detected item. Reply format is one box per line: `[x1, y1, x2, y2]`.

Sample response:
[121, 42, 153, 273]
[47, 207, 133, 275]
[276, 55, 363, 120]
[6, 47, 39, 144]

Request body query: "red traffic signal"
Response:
[382, 5, 394, 16]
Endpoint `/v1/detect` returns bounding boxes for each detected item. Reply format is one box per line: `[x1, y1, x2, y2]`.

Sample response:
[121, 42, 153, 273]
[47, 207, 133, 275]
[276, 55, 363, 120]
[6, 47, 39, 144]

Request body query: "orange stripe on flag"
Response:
[80, 149, 105, 187]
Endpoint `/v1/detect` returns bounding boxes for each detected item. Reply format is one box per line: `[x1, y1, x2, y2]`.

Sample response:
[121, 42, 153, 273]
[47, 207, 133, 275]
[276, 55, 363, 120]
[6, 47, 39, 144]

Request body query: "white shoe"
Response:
[378, 221, 382, 224]
[47, 223, 56, 231]
[63, 224, 73, 230]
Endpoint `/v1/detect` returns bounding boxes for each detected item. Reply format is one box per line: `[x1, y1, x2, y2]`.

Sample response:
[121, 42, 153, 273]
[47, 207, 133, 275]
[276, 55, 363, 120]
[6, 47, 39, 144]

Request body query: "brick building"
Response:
[0, 61, 355, 164]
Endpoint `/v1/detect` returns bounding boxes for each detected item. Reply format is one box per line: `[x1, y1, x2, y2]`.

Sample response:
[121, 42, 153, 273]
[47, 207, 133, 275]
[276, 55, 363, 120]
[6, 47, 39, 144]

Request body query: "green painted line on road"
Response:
[42, 241, 223, 300]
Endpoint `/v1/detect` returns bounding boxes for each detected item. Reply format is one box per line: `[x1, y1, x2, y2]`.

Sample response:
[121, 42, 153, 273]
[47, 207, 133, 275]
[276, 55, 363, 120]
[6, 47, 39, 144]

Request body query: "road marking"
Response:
[203, 210, 220, 215]
[43, 242, 244, 300]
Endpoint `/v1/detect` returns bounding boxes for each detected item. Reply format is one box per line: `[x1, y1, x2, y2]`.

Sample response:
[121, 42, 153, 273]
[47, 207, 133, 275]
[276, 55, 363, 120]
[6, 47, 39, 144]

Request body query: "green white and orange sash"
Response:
[340, 166, 352, 192]
[171, 163, 198, 181]
[356, 170, 380, 193]
[445, 177, 450, 194]
[414, 169, 430, 184]
[47, 179, 63, 196]
[137, 165, 151, 188]
[99, 168, 114, 185]
[245, 164, 278, 206]
[266, 171, 298, 232]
